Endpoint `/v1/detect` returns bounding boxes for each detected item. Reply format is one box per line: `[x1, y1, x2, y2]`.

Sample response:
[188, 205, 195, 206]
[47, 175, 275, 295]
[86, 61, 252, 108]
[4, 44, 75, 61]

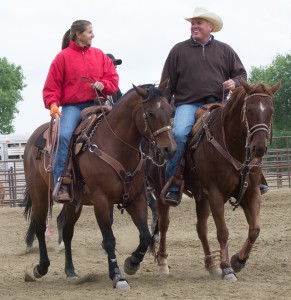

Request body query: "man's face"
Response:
[190, 18, 213, 43]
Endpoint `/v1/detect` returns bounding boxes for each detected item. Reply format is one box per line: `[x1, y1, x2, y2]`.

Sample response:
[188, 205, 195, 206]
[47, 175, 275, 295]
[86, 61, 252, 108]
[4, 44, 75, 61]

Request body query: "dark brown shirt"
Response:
[161, 36, 247, 106]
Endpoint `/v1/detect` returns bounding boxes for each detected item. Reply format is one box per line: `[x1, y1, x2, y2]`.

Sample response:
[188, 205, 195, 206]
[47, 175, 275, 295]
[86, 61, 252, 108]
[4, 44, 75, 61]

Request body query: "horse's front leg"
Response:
[231, 191, 261, 273]
[94, 200, 130, 289]
[209, 194, 237, 282]
[124, 195, 151, 276]
[155, 194, 170, 274]
[195, 196, 222, 277]
[62, 204, 83, 280]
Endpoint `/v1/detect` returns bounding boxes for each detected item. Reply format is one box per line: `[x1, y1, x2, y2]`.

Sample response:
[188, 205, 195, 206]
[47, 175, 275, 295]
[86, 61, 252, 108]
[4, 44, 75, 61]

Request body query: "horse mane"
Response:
[223, 82, 274, 117]
[121, 84, 165, 101]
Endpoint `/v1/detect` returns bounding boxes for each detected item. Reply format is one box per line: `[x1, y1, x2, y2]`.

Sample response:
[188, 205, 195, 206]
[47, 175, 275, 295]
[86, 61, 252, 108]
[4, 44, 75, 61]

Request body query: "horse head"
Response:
[240, 78, 280, 159]
[132, 80, 176, 160]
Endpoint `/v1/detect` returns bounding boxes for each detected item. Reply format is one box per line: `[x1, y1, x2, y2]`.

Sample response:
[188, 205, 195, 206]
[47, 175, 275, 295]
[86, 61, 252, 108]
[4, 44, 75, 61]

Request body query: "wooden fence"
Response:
[0, 136, 291, 207]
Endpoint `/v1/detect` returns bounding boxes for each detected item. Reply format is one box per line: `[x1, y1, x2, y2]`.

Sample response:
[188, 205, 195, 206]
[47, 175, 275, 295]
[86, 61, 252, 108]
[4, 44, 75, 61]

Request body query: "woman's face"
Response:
[76, 25, 94, 47]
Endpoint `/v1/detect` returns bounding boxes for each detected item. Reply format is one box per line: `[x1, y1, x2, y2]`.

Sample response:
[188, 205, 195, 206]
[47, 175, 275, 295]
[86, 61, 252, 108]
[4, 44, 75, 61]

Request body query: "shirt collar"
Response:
[192, 34, 213, 46]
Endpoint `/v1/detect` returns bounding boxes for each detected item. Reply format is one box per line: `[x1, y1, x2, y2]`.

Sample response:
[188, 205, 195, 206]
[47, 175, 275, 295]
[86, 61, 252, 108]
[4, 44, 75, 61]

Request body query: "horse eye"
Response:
[147, 111, 154, 119]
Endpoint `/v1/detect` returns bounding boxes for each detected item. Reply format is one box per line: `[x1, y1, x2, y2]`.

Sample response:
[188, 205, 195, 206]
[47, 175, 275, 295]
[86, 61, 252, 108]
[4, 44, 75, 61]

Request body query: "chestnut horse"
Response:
[23, 81, 176, 289]
[148, 79, 280, 281]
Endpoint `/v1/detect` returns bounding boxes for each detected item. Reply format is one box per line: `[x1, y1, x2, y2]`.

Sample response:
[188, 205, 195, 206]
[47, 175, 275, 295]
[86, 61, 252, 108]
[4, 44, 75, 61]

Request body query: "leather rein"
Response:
[202, 92, 273, 210]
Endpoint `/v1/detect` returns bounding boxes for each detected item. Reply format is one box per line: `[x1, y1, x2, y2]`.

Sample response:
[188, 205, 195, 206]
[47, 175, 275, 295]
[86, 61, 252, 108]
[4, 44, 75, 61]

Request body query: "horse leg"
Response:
[146, 188, 160, 242]
[25, 191, 51, 278]
[123, 197, 152, 278]
[56, 206, 65, 250]
[94, 200, 130, 289]
[195, 197, 222, 277]
[155, 195, 170, 274]
[62, 203, 83, 280]
[231, 193, 261, 273]
[209, 195, 237, 282]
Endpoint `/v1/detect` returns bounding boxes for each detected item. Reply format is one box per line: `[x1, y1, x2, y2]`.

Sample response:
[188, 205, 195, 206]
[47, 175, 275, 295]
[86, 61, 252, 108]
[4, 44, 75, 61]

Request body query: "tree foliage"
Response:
[0, 57, 26, 134]
[248, 53, 291, 137]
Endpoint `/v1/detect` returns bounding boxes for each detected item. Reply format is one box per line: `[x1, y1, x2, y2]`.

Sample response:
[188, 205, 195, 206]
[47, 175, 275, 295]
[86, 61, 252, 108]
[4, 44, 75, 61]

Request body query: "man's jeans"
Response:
[53, 101, 95, 185]
[165, 102, 204, 192]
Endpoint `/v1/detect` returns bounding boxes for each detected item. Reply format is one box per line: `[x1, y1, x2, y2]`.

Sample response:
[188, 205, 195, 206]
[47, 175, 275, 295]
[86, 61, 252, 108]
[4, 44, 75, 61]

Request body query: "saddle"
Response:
[35, 105, 112, 187]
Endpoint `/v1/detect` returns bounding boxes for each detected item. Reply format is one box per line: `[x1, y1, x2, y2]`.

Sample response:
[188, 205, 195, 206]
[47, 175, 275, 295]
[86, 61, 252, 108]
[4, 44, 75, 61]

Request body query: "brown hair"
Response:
[61, 20, 92, 50]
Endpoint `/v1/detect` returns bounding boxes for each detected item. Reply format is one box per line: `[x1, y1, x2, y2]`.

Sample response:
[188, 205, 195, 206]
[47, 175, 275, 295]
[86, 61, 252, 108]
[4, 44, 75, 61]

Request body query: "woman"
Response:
[43, 20, 119, 202]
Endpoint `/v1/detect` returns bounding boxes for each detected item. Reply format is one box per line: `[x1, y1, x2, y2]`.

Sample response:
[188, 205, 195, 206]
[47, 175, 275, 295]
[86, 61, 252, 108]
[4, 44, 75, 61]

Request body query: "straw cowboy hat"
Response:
[185, 7, 223, 32]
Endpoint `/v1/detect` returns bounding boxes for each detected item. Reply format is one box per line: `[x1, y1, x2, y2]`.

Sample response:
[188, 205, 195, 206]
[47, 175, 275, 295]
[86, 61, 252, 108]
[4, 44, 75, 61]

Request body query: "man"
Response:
[161, 7, 247, 205]
[106, 53, 123, 103]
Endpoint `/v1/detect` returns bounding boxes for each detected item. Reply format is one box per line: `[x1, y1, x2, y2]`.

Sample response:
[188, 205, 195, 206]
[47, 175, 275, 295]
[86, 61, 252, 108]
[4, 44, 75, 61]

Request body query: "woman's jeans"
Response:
[53, 101, 95, 185]
[165, 102, 204, 192]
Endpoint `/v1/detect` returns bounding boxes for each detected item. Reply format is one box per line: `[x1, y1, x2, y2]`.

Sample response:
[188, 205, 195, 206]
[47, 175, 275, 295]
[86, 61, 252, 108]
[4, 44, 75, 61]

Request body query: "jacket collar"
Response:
[69, 40, 91, 52]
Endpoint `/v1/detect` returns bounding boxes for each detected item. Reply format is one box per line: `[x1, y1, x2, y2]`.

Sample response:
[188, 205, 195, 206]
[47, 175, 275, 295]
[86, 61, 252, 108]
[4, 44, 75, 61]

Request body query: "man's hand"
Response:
[92, 81, 104, 91]
[223, 79, 236, 91]
[50, 103, 61, 118]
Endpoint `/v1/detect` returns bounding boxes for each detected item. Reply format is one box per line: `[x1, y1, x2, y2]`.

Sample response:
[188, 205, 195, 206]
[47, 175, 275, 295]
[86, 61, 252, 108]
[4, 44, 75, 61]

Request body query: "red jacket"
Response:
[43, 40, 119, 109]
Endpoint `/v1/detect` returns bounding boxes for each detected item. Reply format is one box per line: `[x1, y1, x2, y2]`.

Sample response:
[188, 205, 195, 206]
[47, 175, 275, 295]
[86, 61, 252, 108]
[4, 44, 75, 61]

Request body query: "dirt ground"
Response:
[0, 189, 290, 300]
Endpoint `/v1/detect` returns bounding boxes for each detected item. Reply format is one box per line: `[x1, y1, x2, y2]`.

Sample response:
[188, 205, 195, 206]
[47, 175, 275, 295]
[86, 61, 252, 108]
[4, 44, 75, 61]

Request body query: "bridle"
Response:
[242, 93, 274, 151]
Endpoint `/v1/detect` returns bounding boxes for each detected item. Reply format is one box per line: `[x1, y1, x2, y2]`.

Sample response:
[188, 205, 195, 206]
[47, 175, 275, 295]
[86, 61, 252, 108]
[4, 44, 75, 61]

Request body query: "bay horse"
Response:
[148, 79, 280, 281]
[23, 80, 176, 289]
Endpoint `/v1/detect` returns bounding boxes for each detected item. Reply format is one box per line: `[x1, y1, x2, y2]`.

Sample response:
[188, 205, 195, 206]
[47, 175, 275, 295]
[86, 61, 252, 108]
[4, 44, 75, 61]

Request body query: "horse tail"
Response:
[23, 188, 36, 248]
[23, 188, 32, 220]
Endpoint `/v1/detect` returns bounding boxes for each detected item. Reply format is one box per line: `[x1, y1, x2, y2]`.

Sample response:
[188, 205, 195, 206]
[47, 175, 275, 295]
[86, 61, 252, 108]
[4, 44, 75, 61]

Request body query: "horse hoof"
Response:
[66, 275, 79, 281]
[58, 241, 65, 252]
[209, 267, 222, 277]
[159, 264, 170, 274]
[231, 253, 246, 273]
[115, 280, 131, 289]
[124, 257, 140, 275]
[33, 266, 43, 279]
[112, 275, 130, 289]
[25, 246, 33, 254]
[223, 273, 237, 282]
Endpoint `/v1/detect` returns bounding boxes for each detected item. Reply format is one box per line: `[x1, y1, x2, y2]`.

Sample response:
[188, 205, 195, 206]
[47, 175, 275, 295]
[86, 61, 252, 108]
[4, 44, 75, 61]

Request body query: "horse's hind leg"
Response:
[195, 197, 221, 277]
[25, 191, 51, 278]
[231, 193, 261, 273]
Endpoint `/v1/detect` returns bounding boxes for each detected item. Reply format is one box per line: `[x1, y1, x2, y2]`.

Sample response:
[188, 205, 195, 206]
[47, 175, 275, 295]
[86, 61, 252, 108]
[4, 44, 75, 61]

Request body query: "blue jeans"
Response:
[166, 102, 204, 192]
[53, 101, 96, 185]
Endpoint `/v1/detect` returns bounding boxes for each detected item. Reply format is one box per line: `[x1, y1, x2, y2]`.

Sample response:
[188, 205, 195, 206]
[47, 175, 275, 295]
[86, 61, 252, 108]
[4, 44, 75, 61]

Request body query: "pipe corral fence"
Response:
[0, 135, 291, 207]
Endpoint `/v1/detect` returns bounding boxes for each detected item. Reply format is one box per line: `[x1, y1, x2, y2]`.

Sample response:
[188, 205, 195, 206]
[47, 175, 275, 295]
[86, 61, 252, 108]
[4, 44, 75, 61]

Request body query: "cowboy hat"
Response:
[106, 53, 122, 66]
[185, 7, 223, 32]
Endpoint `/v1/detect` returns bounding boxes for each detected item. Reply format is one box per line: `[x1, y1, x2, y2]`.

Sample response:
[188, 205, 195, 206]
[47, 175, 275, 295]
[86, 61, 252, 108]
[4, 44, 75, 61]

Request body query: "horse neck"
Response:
[222, 99, 247, 162]
[99, 95, 144, 152]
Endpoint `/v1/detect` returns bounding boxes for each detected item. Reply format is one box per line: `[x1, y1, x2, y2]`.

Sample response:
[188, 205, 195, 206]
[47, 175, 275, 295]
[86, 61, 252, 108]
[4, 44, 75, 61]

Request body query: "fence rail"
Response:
[0, 136, 291, 207]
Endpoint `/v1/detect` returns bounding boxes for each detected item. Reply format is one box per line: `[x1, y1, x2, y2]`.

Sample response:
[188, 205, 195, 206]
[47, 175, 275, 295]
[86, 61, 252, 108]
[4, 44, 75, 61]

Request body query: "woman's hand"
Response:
[92, 81, 104, 91]
[50, 103, 61, 118]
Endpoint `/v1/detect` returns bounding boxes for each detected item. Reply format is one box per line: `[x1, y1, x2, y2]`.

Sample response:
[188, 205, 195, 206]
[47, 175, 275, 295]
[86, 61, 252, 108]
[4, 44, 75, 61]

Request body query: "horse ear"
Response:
[132, 84, 149, 100]
[270, 81, 281, 95]
[158, 79, 169, 91]
[240, 77, 252, 93]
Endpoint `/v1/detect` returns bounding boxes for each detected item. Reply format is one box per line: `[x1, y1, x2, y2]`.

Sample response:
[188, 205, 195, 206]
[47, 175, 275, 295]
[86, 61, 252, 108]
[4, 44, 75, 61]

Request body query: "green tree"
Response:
[0, 57, 26, 134]
[248, 53, 291, 138]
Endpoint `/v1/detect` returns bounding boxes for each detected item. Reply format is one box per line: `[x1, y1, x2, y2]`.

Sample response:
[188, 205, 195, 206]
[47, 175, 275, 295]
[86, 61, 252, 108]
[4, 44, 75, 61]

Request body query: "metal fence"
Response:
[0, 136, 291, 207]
